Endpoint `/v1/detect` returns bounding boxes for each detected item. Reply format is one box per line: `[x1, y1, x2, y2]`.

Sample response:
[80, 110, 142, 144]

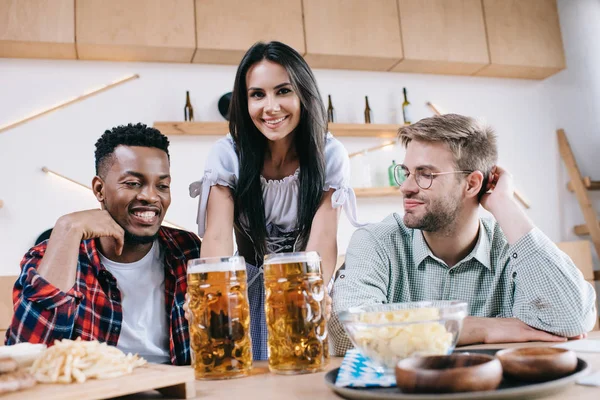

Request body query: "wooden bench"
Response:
[0, 275, 17, 345]
[556, 240, 599, 330]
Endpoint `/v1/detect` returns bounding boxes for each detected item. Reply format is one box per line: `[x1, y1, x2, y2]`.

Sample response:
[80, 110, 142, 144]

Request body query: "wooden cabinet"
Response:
[193, 0, 305, 65]
[75, 0, 196, 63]
[476, 0, 566, 79]
[0, 0, 76, 59]
[0, 0, 567, 80]
[303, 0, 403, 71]
[392, 0, 489, 75]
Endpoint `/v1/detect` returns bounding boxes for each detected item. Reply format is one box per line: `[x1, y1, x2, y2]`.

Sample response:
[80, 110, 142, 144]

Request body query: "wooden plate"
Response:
[0, 363, 195, 400]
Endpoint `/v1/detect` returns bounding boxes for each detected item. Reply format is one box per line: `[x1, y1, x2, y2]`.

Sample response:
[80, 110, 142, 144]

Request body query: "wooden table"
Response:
[129, 331, 600, 400]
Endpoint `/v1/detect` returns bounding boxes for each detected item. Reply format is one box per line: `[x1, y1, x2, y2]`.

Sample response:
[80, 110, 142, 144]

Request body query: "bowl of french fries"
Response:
[338, 301, 468, 373]
[30, 338, 146, 384]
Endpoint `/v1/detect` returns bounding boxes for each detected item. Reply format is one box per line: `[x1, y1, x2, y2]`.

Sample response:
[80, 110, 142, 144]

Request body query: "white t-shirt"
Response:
[99, 241, 170, 364]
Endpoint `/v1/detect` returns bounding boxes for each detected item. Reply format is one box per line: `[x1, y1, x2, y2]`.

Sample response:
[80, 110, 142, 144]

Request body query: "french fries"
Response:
[30, 338, 146, 384]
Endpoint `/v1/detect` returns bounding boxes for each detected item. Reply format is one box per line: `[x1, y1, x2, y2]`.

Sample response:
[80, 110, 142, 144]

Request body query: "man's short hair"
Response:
[94, 123, 170, 177]
[398, 114, 498, 179]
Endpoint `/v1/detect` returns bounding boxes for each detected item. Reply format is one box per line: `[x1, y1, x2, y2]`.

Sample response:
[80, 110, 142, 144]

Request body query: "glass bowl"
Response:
[338, 301, 468, 373]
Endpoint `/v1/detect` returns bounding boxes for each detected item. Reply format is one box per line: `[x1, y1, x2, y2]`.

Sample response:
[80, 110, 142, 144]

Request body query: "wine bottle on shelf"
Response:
[184, 91, 194, 121]
[402, 87, 411, 125]
[327, 94, 335, 123]
[364, 96, 372, 124]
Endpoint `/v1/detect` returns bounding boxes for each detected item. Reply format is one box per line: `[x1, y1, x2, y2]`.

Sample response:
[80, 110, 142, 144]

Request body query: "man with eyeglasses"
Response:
[329, 114, 596, 356]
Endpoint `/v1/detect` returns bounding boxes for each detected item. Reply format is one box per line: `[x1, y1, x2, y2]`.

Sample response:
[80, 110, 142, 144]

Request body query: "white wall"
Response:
[0, 60, 560, 276]
[546, 0, 600, 267]
[1, 0, 597, 276]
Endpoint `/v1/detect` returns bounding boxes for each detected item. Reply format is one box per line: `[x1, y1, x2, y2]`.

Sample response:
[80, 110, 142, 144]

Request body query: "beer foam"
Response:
[263, 251, 321, 265]
[187, 257, 246, 274]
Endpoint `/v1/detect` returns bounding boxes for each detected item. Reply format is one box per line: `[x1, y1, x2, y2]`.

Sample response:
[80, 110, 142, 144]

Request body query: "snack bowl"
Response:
[338, 301, 468, 373]
[496, 347, 578, 382]
[395, 353, 503, 393]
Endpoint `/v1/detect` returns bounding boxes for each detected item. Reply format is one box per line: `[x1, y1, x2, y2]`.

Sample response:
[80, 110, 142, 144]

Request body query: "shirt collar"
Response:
[412, 220, 492, 270]
[471, 220, 492, 270]
[157, 226, 188, 261]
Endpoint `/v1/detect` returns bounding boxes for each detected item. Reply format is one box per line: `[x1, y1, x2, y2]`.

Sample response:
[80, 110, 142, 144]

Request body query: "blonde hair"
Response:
[398, 114, 498, 176]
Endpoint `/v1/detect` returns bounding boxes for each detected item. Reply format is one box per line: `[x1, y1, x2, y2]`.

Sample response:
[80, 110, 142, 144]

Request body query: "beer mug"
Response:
[187, 256, 252, 380]
[263, 251, 329, 374]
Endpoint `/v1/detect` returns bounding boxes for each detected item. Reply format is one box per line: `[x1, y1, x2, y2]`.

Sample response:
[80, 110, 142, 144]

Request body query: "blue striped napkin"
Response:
[334, 349, 397, 388]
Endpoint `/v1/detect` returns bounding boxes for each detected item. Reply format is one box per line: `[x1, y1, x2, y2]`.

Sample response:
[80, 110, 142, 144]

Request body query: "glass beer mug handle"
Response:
[306, 279, 324, 322]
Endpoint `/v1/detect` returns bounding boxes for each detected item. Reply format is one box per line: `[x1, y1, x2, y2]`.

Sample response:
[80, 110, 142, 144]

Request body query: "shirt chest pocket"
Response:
[447, 268, 497, 316]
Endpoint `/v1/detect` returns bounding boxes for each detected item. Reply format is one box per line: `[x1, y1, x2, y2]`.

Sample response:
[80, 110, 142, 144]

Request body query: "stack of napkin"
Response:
[335, 349, 396, 388]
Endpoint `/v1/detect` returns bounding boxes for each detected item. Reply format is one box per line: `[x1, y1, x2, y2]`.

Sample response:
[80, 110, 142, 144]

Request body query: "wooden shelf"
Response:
[153, 122, 401, 138]
[567, 177, 600, 192]
[574, 222, 600, 237]
[354, 187, 401, 198]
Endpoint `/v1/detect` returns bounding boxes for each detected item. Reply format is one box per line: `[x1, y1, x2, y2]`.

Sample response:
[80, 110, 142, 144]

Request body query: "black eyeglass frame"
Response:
[393, 164, 474, 190]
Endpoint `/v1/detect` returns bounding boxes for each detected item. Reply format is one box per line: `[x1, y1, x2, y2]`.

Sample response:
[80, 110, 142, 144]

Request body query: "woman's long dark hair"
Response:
[229, 41, 327, 258]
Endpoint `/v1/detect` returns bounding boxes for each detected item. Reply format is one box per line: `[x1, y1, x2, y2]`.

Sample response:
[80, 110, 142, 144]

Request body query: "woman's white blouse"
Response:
[189, 133, 364, 243]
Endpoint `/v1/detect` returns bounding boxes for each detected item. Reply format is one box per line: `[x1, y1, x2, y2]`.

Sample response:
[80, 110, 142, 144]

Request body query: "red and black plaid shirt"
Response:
[5, 226, 201, 366]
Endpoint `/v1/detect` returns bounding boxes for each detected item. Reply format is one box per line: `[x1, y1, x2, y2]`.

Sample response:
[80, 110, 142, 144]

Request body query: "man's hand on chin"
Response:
[457, 317, 585, 346]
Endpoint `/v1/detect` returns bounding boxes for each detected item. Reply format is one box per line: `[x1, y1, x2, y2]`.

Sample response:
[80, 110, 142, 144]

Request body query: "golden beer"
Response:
[187, 257, 252, 380]
[263, 252, 329, 374]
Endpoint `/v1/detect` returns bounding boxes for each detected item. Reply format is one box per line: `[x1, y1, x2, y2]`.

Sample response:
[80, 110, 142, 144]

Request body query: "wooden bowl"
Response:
[395, 354, 502, 394]
[496, 347, 577, 382]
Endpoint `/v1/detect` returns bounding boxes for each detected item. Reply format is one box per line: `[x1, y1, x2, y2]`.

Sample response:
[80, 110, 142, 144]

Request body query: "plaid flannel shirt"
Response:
[5, 226, 201, 366]
[330, 214, 597, 356]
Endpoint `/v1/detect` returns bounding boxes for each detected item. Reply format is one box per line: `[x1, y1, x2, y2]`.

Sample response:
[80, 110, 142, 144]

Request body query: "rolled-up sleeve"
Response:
[329, 228, 390, 356]
[510, 228, 597, 336]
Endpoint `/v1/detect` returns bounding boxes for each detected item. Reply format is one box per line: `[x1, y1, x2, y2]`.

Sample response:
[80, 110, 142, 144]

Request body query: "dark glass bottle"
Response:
[327, 94, 335, 123]
[184, 91, 194, 121]
[364, 96, 372, 124]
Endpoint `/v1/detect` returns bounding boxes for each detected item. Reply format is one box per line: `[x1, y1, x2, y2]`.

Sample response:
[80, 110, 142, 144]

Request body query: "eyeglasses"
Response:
[394, 164, 473, 190]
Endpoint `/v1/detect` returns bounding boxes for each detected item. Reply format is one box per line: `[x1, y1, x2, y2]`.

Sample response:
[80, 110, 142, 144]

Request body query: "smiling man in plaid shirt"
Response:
[330, 114, 597, 356]
[5, 123, 201, 365]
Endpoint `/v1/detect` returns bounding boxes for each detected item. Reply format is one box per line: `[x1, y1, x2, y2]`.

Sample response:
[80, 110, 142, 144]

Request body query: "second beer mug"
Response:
[187, 256, 252, 380]
[263, 251, 329, 374]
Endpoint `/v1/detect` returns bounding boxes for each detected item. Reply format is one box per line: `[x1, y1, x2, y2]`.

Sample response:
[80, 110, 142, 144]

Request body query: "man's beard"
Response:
[103, 201, 160, 245]
[404, 194, 462, 234]
[123, 229, 159, 245]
